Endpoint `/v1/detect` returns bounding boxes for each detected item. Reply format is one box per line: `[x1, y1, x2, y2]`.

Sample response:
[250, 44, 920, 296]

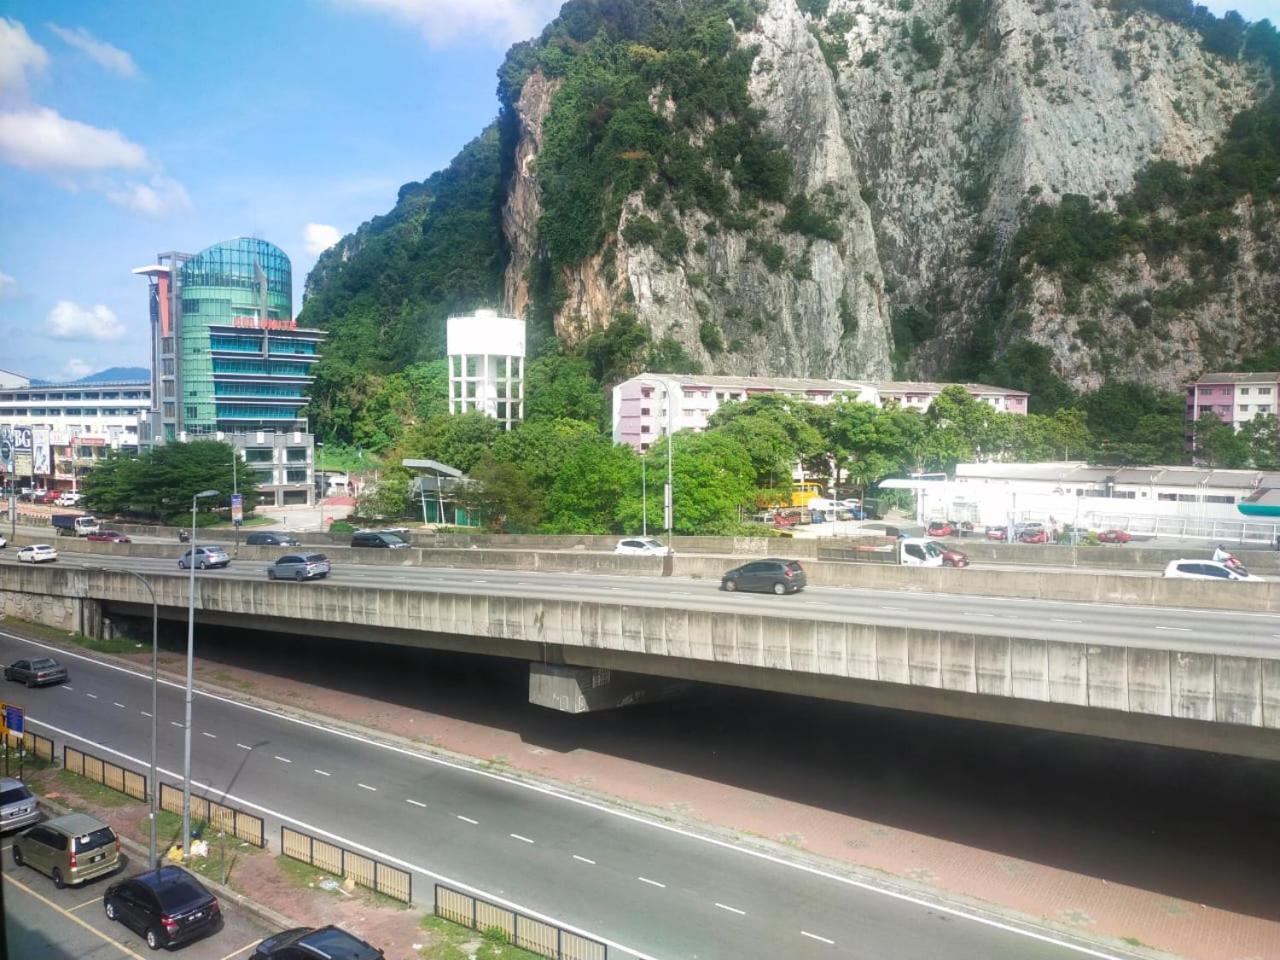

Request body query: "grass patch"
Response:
[419, 915, 547, 960]
[205, 669, 253, 692]
[48, 768, 136, 809]
[149, 811, 255, 887]
[275, 854, 409, 911]
[0, 616, 138, 655]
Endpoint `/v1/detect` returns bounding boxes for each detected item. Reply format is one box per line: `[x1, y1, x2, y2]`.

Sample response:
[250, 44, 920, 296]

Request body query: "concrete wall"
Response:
[5, 564, 1279, 760]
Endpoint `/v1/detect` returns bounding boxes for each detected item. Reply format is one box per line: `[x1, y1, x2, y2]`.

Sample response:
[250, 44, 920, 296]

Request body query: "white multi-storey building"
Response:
[612, 373, 1029, 452]
[446, 310, 525, 430]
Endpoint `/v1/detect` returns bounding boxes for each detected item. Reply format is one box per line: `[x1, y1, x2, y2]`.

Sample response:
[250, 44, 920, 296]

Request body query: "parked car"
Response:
[267, 553, 331, 581]
[86, 530, 131, 543]
[0, 533, 7, 548]
[929, 540, 970, 567]
[1097, 529, 1132, 544]
[4, 656, 69, 687]
[12, 813, 121, 888]
[1018, 527, 1049, 544]
[17, 544, 58, 563]
[1162, 559, 1262, 582]
[926, 521, 955, 538]
[721, 559, 807, 595]
[34, 490, 59, 505]
[985, 525, 1007, 541]
[350, 531, 409, 549]
[245, 531, 301, 547]
[615, 537, 670, 556]
[178, 546, 230, 570]
[105, 865, 221, 951]
[0, 777, 40, 833]
[252, 925, 383, 960]
[54, 492, 82, 507]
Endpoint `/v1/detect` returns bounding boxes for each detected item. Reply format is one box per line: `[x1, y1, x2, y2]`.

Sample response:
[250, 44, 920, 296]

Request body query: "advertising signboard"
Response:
[32, 427, 51, 476]
[0, 425, 12, 473]
[231, 493, 243, 525]
[12, 425, 32, 478]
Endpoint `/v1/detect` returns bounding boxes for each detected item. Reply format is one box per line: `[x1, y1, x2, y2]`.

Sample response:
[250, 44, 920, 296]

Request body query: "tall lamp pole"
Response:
[661, 383, 674, 537]
[183, 488, 220, 860]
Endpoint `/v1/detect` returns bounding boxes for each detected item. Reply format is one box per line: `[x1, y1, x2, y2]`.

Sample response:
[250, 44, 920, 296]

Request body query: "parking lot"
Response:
[3, 841, 275, 960]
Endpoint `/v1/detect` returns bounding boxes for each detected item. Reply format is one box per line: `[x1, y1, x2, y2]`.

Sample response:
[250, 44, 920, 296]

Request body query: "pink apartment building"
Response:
[1185, 371, 1280, 445]
[612, 373, 1029, 452]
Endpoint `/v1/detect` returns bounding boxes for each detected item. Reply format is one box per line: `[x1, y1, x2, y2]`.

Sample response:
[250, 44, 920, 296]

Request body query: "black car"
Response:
[253, 925, 384, 960]
[4, 657, 69, 688]
[105, 865, 221, 950]
[350, 531, 410, 549]
[245, 531, 301, 547]
[720, 559, 807, 595]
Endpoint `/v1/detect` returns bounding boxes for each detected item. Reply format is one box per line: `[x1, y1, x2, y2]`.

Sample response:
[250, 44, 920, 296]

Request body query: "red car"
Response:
[927, 521, 956, 537]
[33, 490, 59, 504]
[929, 541, 969, 567]
[1018, 528, 1049, 544]
[985, 526, 1008, 541]
[87, 530, 131, 543]
[1097, 529, 1131, 544]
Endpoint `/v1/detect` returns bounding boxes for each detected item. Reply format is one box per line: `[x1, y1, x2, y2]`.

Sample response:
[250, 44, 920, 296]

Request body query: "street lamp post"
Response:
[183, 488, 220, 860]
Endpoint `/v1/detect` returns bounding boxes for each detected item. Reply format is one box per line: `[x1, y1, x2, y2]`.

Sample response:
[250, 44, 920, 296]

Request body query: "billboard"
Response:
[0, 425, 12, 473]
[32, 427, 51, 476]
[11, 425, 32, 477]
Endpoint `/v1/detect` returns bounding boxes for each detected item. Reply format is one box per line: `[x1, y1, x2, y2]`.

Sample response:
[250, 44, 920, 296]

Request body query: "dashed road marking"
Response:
[1051, 618, 1083, 624]
[573, 855, 595, 865]
[236, 743, 252, 750]
[63, 685, 74, 691]
[202, 731, 217, 739]
[313, 769, 331, 777]
[456, 815, 478, 825]
[274, 755, 292, 764]
[140, 710, 152, 717]
[85, 692, 98, 699]
[715, 902, 745, 916]
[509, 833, 535, 844]
[405, 798, 426, 808]
[1155, 626, 1191, 632]
[112, 702, 126, 709]
[170, 721, 183, 728]
[637, 876, 665, 888]
[358, 782, 377, 792]
[801, 931, 835, 945]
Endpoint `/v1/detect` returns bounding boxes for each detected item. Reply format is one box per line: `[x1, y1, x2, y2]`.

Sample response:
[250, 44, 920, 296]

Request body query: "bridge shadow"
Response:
[153, 619, 1280, 924]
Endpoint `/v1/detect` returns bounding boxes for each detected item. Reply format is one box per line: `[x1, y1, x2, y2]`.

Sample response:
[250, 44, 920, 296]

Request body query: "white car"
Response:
[615, 537, 670, 556]
[0, 533, 7, 548]
[17, 544, 58, 564]
[1162, 559, 1262, 582]
[54, 492, 81, 507]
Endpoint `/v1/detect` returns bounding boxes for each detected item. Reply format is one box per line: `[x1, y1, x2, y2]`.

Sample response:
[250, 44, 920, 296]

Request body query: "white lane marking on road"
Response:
[405, 798, 426, 808]
[801, 930, 835, 945]
[170, 721, 182, 728]
[637, 877, 665, 888]
[573, 855, 595, 865]
[236, 743, 252, 751]
[113, 701, 126, 708]
[358, 782, 377, 792]
[1155, 626, 1192, 632]
[456, 815, 479, 825]
[470, 580, 488, 584]
[62, 685, 74, 691]
[9, 633, 1138, 960]
[274, 755, 292, 764]
[140, 710, 152, 717]
[1051, 619, 1083, 624]
[202, 731, 217, 738]
[879, 606, 907, 612]
[965, 612, 996, 618]
[314, 769, 331, 777]
[85, 692, 98, 699]
[715, 902, 745, 916]
[509, 833, 535, 844]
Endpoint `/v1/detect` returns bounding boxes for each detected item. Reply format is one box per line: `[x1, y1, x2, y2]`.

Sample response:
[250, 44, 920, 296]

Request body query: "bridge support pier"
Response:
[528, 663, 690, 713]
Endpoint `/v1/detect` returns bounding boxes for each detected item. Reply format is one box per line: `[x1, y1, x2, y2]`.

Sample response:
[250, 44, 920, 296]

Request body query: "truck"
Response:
[51, 514, 100, 537]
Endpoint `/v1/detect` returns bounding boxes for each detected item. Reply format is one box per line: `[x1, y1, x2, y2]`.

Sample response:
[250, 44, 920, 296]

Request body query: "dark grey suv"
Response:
[245, 532, 300, 547]
[351, 531, 409, 549]
[253, 925, 383, 959]
[720, 559, 807, 595]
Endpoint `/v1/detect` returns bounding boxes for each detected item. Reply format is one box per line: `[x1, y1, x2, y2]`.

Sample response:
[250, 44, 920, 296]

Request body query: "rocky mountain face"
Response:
[302, 0, 1278, 420]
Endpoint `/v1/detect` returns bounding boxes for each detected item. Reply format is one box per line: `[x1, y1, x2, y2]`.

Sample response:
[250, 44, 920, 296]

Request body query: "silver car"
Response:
[179, 546, 230, 570]
[0, 778, 40, 833]
[267, 553, 331, 581]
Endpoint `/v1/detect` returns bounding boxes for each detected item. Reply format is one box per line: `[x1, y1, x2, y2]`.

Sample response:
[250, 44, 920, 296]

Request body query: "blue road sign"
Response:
[4, 703, 23, 735]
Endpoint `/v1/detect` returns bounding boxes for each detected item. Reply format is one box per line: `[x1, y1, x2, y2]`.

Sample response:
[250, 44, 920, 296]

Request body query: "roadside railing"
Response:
[63, 745, 146, 801]
[159, 782, 265, 847]
[435, 883, 607, 960]
[280, 826, 411, 903]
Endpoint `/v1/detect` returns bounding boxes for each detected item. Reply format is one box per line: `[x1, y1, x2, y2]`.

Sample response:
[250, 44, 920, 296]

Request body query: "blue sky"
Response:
[0, 0, 1270, 382]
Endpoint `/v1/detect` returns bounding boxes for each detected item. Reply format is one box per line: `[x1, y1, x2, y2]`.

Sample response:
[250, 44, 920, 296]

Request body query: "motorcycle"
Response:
[177, 529, 190, 543]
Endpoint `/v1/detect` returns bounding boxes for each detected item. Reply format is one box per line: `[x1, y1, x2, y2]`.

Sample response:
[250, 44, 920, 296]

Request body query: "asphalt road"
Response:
[5, 550, 1278, 658]
[0, 630, 1135, 960]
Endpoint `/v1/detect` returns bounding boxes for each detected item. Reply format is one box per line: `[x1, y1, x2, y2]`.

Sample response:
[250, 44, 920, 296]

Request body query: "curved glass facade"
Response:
[179, 238, 295, 432]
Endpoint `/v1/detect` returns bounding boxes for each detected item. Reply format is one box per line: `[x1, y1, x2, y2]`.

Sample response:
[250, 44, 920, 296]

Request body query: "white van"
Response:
[899, 537, 944, 567]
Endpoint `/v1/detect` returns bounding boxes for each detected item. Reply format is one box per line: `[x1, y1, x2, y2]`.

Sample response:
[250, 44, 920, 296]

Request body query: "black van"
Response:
[245, 532, 301, 547]
[350, 531, 410, 549]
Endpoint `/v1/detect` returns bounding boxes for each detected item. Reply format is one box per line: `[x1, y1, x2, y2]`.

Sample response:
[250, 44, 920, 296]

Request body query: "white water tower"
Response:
[446, 310, 526, 430]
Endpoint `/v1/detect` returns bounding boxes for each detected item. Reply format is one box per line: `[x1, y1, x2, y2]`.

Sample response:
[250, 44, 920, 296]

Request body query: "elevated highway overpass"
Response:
[3, 552, 1278, 761]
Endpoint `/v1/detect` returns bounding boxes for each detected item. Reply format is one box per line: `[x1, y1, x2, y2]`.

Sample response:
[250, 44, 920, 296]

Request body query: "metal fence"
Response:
[4, 730, 55, 762]
[63, 745, 146, 801]
[435, 883, 607, 960]
[158, 782, 265, 848]
[280, 826, 411, 903]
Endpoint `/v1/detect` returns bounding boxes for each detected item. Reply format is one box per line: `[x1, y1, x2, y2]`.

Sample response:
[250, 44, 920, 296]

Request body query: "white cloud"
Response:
[0, 18, 49, 94]
[107, 174, 191, 216]
[347, 0, 560, 47]
[46, 300, 126, 341]
[0, 270, 14, 295]
[47, 24, 138, 77]
[303, 222, 343, 256]
[61, 358, 93, 380]
[0, 106, 147, 172]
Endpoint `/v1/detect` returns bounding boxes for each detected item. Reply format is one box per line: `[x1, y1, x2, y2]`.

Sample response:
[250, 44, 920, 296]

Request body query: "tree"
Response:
[490, 418, 600, 489]
[1079, 382, 1184, 464]
[464, 459, 545, 531]
[545, 438, 638, 533]
[523, 355, 604, 424]
[1195, 412, 1251, 468]
[357, 467, 413, 520]
[400, 411, 502, 474]
[79, 440, 257, 522]
[1240, 415, 1280, 470]
[617, 431, 755, 534]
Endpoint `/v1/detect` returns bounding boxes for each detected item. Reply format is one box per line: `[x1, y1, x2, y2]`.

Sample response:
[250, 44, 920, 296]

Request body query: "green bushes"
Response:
[699, 320, 725, 353]
[910, 18, 943, 69]
[779, 193, 843, 241]
[747, 237, 787, 272]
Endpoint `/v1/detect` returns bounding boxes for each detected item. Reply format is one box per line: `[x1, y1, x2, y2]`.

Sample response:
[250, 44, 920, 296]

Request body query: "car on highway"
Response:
[615, 537, 670, 556]
[105, 864, 222, 950]
[985, 525, 1007, 541]
[86, 530, 131, 543]
[245, 531, 301, 547]
[12, 813, 121, 888]
[721, 559, 807, 595]
[926, 520, 956, 537]
[928, 540, 969, 567]
[1162, 559, 1263, 582]
[4, 656, 70, 687]
[17, 544, 58, 563]
[1097, 529, 1132, 544]
[252, 924, 383, 960]
[0, 777, 40, 833]
[351, 530, 409, 549]
[179, 545, 230, 570]
[267, 553, 331, 581]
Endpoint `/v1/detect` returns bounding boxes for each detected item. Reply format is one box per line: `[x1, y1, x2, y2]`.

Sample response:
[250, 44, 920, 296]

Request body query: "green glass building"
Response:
[134, 238, 325, 505]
